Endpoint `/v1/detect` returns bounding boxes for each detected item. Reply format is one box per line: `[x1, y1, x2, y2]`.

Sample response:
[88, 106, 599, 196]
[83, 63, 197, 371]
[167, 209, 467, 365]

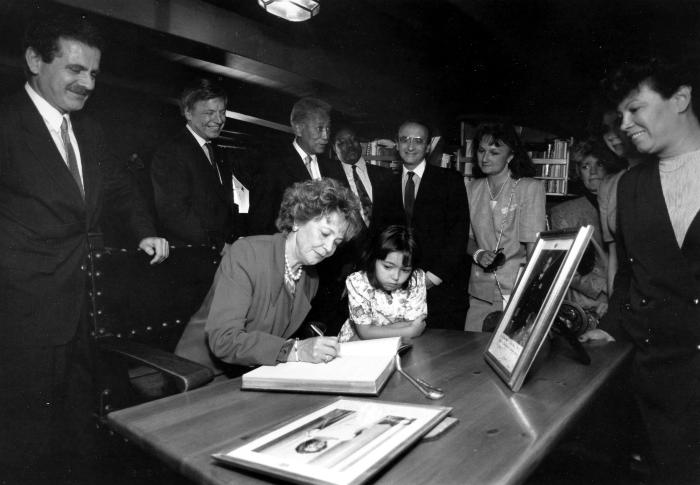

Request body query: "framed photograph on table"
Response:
[484, 226, 593, 392]
[213, 397, 451, 485]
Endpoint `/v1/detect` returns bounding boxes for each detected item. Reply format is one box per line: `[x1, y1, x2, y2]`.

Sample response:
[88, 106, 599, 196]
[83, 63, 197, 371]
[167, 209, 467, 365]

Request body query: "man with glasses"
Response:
[394, 120, 469, 329]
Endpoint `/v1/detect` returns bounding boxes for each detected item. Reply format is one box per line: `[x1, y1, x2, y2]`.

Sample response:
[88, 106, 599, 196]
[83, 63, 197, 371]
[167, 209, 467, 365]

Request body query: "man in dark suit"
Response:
[323, 125, 402, 231]
[249, 96, 332, 235]
[394, 120, 469, 329]
[151, 78, 254, 248]
[582, 57, 700, 483]
[0, 14, 168, 482]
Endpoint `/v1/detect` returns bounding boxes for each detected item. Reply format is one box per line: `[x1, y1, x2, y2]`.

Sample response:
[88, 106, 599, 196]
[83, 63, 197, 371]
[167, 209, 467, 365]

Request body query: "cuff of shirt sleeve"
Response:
[426, 271, 442, 287]
[473, 249, 485, 265]
[276, 339, 294, 363]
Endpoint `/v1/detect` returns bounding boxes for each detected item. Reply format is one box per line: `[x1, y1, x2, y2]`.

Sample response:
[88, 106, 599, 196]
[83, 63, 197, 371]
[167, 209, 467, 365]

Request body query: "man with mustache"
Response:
[0, 13, 168, 483]
[151, 78, 254, 248]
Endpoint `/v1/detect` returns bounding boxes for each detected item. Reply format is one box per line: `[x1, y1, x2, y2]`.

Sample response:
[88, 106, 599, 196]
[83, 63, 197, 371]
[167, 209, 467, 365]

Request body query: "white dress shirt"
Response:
[401, 159, 426, 202]
[340, 157, 373, 201]
[25, 83, 83, 183]
[293, 139, 322, 180]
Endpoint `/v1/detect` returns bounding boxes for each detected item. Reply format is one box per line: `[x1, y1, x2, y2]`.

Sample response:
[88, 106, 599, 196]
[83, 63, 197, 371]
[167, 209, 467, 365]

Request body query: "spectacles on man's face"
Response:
[398, 136, 426, 145]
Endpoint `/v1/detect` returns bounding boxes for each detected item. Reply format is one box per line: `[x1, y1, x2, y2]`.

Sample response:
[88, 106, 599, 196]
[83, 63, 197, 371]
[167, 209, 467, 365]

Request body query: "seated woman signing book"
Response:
[176, 178, 363, 373]
[338, 225, 427, 342]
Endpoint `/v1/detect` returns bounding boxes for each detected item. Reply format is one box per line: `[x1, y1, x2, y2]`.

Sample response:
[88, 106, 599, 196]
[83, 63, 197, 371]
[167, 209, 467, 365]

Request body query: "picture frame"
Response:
[212, 397, 452, 485]
[484, 226, 593, 392]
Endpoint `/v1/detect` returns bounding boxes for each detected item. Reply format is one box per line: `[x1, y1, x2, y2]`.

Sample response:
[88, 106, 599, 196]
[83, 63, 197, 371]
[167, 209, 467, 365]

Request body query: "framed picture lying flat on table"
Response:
[485, 226, 593, 392]
[213, 398, 452, 485]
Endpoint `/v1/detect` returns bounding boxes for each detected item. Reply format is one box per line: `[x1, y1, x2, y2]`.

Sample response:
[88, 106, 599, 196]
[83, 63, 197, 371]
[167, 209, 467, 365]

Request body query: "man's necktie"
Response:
[304, 155, 313, 177]
[404, 171, 415, 221]
[352, 164, 372, 225]
[205, 142, 222, 184]
[60, 116, 84, 199]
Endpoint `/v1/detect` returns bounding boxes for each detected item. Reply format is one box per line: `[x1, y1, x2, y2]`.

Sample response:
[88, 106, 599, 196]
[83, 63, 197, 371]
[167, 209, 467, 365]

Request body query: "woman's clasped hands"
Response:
[477, 248, 505, 273]
[297, 336, 340, 363]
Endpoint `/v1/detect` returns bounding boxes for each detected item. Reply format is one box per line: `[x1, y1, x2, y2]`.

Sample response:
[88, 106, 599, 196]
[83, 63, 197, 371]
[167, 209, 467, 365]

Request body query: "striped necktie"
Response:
[352, 164, 372, 225]
[60, 116, 84, 199]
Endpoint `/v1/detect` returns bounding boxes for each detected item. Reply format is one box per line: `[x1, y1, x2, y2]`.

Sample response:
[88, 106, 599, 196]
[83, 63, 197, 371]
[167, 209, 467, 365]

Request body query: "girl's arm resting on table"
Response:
[355, 315, 426, 340]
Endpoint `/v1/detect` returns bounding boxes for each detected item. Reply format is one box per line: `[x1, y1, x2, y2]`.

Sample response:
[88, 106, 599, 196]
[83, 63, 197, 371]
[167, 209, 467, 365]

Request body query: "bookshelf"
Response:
[361, 139, 400, 170]
[529, 138, 571, 196]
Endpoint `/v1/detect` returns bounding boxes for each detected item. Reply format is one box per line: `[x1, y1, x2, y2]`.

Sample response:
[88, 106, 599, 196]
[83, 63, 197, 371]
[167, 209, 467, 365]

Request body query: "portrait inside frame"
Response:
[213, 397, 451, 485]
[484, 226, 593, 392]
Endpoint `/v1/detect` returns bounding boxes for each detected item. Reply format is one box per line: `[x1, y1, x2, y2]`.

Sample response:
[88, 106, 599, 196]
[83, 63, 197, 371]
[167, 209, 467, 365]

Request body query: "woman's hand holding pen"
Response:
[298, 337, 339, 363]
[477, 249, 498, 266]
[478, 248, 505, 272]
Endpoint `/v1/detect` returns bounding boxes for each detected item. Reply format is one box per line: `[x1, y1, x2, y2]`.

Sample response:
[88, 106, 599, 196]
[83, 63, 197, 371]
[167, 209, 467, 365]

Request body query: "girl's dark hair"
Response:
[471, 123, 536, 179]
[363, 225, 420, 291]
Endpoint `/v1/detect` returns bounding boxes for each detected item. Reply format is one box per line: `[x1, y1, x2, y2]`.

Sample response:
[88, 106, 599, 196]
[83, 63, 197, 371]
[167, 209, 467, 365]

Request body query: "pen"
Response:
[309, 323, 324, 337]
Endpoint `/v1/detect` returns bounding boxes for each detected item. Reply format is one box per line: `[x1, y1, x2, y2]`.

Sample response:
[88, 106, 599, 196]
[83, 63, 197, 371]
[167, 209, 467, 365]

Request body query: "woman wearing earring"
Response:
[464, 123, 546, 331]
[176, 178, 363, 374]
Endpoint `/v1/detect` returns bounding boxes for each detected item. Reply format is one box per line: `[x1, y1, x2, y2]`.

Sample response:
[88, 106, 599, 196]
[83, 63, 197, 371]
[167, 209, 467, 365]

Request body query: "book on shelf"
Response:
[363, 139, 397, 161]
[530, 138, 571, 195]
[241, 337, 401, 395]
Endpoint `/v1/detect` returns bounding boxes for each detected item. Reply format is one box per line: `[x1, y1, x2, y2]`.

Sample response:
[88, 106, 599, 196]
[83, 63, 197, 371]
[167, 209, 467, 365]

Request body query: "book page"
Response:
[245, 354, 394, 384]
[337, 337, 400, 358]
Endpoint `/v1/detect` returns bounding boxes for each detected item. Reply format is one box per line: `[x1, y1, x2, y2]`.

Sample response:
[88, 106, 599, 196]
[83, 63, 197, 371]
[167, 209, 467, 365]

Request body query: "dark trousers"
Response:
[0, 316, 95, 483]
[427, 282, 469, 330]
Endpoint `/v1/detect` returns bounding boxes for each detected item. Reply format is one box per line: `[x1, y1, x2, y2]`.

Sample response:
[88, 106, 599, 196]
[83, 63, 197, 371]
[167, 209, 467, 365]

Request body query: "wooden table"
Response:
[108, 330, 632, 485]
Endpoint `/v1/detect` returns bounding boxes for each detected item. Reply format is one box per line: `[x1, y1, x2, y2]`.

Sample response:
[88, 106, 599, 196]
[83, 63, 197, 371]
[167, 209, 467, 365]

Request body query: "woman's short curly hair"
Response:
[276, 178, 363, 241]
[570, 137, 627, 178]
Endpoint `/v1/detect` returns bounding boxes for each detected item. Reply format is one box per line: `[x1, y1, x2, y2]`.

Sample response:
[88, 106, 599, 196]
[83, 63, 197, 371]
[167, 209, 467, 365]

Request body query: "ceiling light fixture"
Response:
[258, 0, 320, 22]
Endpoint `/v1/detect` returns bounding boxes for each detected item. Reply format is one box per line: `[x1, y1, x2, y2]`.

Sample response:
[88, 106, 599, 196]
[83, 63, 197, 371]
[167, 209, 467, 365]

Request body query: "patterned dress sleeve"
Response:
[404, 269, 428, 320]
[346, 272, 375, 327]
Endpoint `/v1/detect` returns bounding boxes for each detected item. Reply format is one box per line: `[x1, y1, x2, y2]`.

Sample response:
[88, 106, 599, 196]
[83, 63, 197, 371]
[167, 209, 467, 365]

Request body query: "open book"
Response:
[241, 337, 401, 395]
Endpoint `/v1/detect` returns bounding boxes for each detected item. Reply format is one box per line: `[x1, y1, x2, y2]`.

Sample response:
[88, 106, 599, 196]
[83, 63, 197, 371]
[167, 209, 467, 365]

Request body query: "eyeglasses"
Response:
[398, 136, 426, 145]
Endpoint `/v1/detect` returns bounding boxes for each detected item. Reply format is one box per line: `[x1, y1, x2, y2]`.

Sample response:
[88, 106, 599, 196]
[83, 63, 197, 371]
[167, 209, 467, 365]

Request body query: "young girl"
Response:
[338, 225, 427, 342]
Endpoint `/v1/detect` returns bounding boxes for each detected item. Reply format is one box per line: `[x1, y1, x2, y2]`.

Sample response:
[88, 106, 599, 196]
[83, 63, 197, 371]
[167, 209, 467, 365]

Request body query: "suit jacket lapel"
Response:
[414, 163, 434, 207]
[184, 130, 228, 202]
[19, 95, 85, 207]
[209, 143, 231, 203]
[72, 116, 100, 212]
[285, 144, 312, 181]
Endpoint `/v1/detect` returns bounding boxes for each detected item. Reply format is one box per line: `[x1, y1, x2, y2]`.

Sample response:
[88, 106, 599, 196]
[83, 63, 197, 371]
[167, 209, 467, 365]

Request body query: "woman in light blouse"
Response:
[464, 123, 546, 332]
